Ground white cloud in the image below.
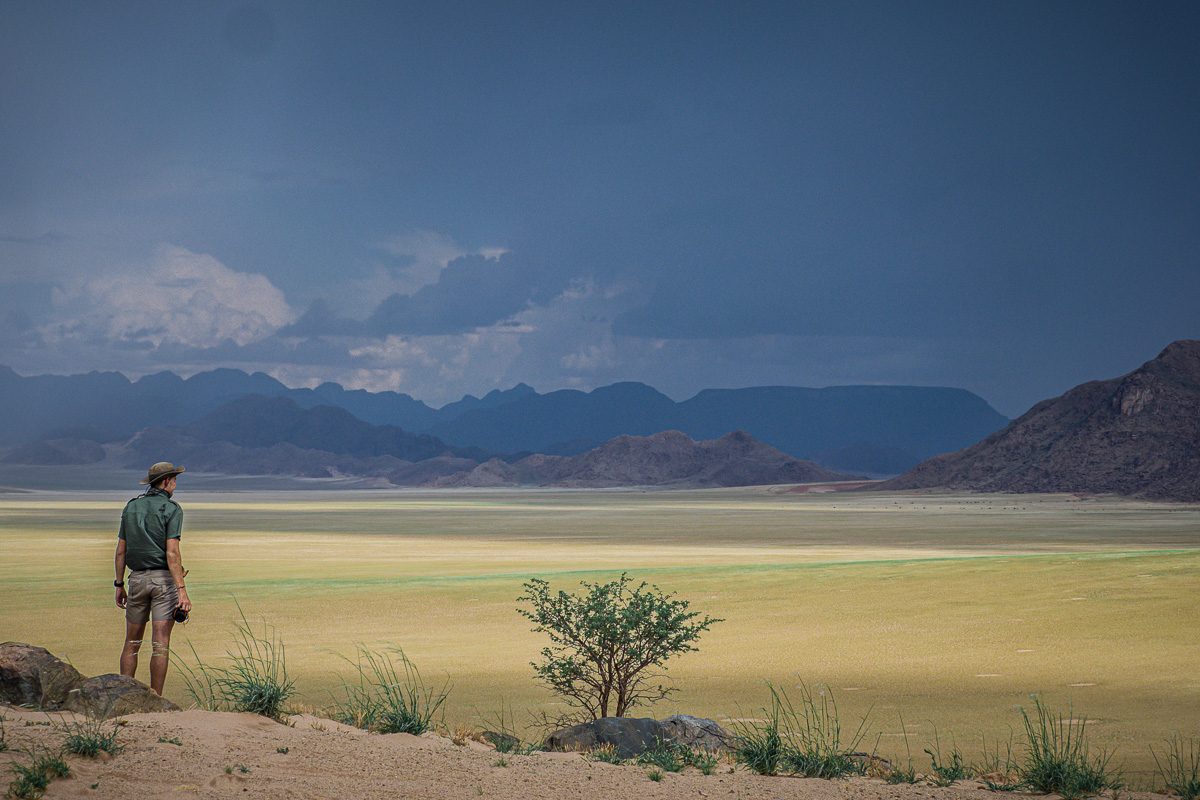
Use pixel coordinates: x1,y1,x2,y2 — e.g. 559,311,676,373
44,245,295,348
319,280,639,403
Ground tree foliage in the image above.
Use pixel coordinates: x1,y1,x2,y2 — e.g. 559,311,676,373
517,573,721,719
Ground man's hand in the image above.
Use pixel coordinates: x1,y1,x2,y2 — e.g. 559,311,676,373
115,585,127,609
176,586,192,614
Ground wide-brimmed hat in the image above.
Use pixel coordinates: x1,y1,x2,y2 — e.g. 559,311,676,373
140,461,186,485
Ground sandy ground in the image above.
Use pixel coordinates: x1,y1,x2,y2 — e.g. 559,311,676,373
1,705,1171,800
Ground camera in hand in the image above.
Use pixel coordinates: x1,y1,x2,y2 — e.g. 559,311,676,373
173,606,189,624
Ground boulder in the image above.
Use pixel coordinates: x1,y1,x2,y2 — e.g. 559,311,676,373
479,730,521,751
544,717,671,759
62,673,179,719
0,642,84,709
658,714,737,753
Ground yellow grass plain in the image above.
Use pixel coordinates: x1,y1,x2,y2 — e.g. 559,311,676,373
2,486,1197,783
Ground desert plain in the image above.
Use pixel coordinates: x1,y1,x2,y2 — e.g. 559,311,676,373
2,484,1198,788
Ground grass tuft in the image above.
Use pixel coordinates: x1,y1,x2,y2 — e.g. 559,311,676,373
886,763,919,784
586,743,625,765
885,712,920,784
977,729,1022,790
7,748,71,800
733,689,785,775
327,645,449,736
734,681,872,779
179,604,296,720
63,717,123,757
780,681,872,779
925,728,969,786
646,766,664,782
1152,735,1200,800
1018,696,1117,799
635,739,687,773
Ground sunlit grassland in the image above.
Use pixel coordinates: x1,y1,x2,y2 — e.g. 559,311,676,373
1,487,1197,782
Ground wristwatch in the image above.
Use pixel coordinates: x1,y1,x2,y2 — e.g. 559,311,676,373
114,580,124,587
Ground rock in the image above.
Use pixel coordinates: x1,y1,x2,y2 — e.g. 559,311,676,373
544,717,671,759
62,673,179,718
658,714,737,752
479,730,521,751
0,642,84,709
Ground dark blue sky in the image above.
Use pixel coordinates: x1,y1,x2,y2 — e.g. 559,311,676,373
2,1,1197,415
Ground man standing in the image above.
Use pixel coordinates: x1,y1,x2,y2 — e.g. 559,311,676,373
114,461,192,696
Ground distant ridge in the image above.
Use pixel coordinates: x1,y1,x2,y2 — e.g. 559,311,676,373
425,382,1008,467
879,340,1200,501
179,395,492,463
0,366,1008,472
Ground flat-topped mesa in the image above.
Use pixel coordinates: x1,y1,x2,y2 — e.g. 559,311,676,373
879,339,1200,501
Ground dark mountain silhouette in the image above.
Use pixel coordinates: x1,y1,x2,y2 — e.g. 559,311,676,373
5,391,860,488
432,383,538,421
178,395,492,463
2,438,107,466
879,340,1200,501
0,365,1006,467
0,366,435,444
426,382,680,455
0,366,537,444
428,383,1008,461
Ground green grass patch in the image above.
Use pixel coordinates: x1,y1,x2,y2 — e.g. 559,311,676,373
1018,697,1118,799
733,691,784,775
179,604,296,720
735,681,871,779
63,717,123,757
326,645,449,735
7,748,70,800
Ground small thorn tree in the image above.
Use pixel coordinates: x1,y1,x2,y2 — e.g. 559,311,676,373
517,573,722,719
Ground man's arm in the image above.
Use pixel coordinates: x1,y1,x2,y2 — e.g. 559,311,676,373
165,538,191,612
114,539,127,609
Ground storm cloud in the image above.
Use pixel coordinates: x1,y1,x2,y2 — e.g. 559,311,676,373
1,3,1197,416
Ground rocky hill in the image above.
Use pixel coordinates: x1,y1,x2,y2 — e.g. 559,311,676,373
440,430,857,489
880,340,1200,501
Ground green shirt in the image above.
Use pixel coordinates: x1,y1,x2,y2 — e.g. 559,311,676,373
118,488,182,571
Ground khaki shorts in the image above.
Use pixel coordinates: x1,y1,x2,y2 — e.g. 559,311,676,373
126,570,179,624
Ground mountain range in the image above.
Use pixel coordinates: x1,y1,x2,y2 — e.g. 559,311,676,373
880,340,1200,501
5,393,858,489
0,366,1008,474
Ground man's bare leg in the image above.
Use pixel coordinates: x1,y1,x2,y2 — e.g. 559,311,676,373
148,619,175,696
120,621,146,679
